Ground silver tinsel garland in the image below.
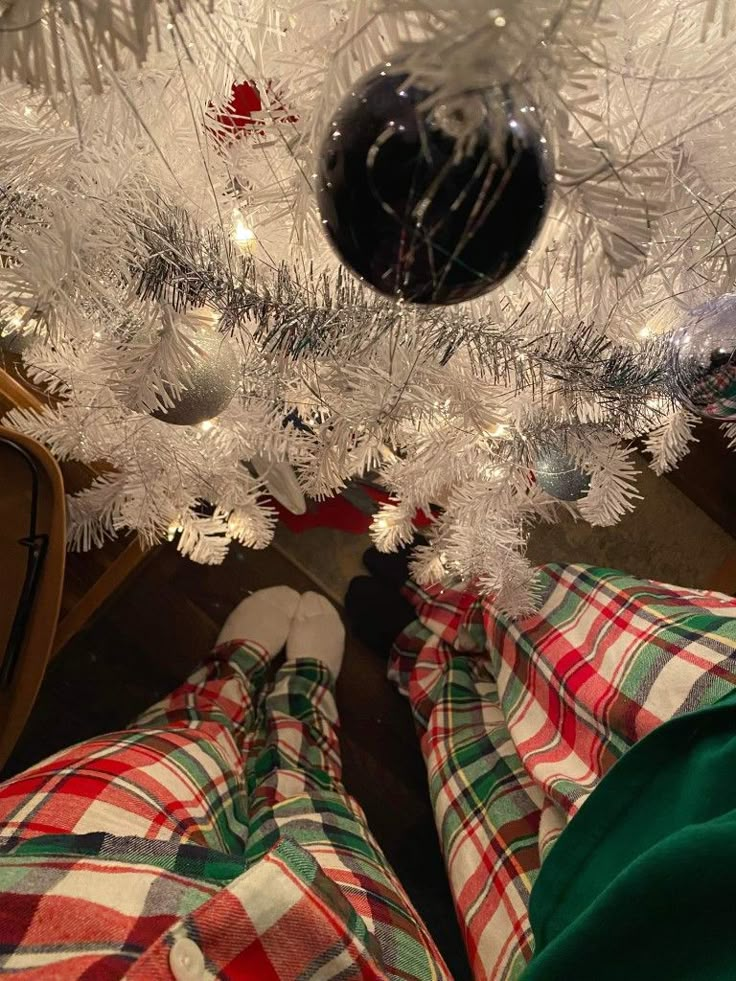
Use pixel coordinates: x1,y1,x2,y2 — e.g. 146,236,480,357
131,206,675,437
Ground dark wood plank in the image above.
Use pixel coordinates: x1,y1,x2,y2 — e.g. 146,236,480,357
53,541,152,656
666,419,736,543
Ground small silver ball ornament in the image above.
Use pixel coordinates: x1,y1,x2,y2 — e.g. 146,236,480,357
535,448,591,501
152,329,239,426
669,293,736,421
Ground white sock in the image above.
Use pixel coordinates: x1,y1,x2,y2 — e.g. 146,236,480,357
216,585,301,655
286,591,345,678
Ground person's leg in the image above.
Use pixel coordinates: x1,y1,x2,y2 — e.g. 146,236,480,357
383,563,736,981
245,591,452,980
0,587,299,854
386,583,545,981
486,564,736,818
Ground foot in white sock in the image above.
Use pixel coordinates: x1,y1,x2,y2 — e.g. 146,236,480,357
287,591,346,678
216,585,301,655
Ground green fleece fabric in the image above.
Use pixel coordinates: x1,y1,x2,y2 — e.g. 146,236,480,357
522,689,736,980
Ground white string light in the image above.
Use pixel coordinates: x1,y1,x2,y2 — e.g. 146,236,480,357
166,520,184,541
231,210,257,253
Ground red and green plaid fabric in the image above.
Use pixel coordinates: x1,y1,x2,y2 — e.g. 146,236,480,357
689,362,736,419
5,563,736,980
389,563,736,980
0,642,449,979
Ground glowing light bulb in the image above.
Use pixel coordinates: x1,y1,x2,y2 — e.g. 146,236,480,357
166,521,183,541
199,419,216,432
232,211,257,253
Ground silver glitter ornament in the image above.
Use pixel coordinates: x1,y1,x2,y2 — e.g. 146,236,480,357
535,448,591,501
152,329,239,426
669,293,736,421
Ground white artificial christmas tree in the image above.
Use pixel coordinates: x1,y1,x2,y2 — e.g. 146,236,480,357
0,0,735,613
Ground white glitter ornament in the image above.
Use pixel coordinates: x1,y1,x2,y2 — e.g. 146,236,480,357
152,328,239,426
535,448,591,501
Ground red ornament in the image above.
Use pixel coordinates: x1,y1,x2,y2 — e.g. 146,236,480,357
209,79,297,142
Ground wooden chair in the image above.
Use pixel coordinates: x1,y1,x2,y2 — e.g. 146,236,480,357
0,366,155,769
0,428,66,770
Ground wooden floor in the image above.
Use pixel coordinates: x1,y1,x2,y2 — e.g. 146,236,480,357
2,541,472,979
669,419,736,539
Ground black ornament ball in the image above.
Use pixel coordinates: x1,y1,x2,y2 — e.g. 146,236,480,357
317,59,553,305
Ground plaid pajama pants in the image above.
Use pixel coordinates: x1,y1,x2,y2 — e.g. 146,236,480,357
389,563,736,980
4,564,736,979
0,643,448,978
